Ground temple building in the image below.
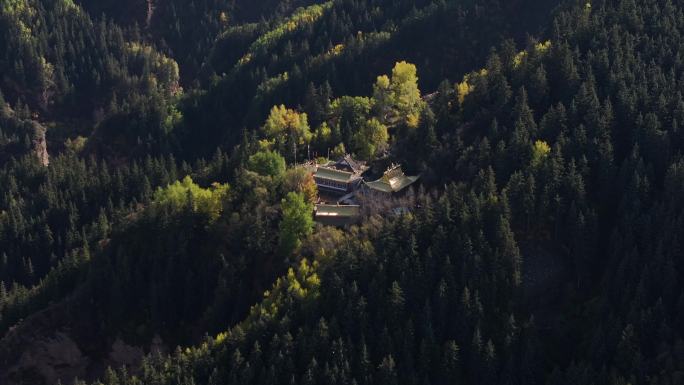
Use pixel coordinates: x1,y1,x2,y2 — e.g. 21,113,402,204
313,167,362,193
313,155,368,194
363,164,420,194
312,158,419,227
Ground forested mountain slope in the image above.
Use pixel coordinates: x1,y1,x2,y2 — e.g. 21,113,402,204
73,0,322,83
3,0,684,384
0,0,561,382
177,0,561,158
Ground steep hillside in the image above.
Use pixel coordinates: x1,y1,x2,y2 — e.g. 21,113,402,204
4,0,684,385
71,0,684,384
74,0,323,83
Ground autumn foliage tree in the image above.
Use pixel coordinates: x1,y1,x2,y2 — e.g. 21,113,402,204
373,61,425,127
353,118,389,160
262,105,313,162
283,167,318,204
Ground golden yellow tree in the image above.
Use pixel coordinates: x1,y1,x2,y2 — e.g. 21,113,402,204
372,61,424,127
262,105,313,161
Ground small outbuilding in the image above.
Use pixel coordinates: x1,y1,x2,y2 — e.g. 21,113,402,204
314,204,361,227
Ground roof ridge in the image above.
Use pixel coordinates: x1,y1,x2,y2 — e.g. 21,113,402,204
318,165,354,175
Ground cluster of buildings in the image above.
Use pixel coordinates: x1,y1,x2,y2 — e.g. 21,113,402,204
312,155,420,226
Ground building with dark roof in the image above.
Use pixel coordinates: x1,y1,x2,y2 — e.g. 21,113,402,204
313,155,367,194
332,154,369,175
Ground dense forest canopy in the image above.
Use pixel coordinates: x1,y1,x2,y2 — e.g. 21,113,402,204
2,0,684,384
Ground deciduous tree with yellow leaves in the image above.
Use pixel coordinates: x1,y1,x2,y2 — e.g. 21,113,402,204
262,105,313,161
373,61,425,128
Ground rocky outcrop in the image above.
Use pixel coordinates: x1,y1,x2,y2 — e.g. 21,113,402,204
31,121,49,166
0,295,164,385
146,0,155,29
10,332,89,384
107,338,144,370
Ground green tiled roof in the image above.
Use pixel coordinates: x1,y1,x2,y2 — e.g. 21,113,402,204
315,204,361,217
314,167,354,183
365,168,420,193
